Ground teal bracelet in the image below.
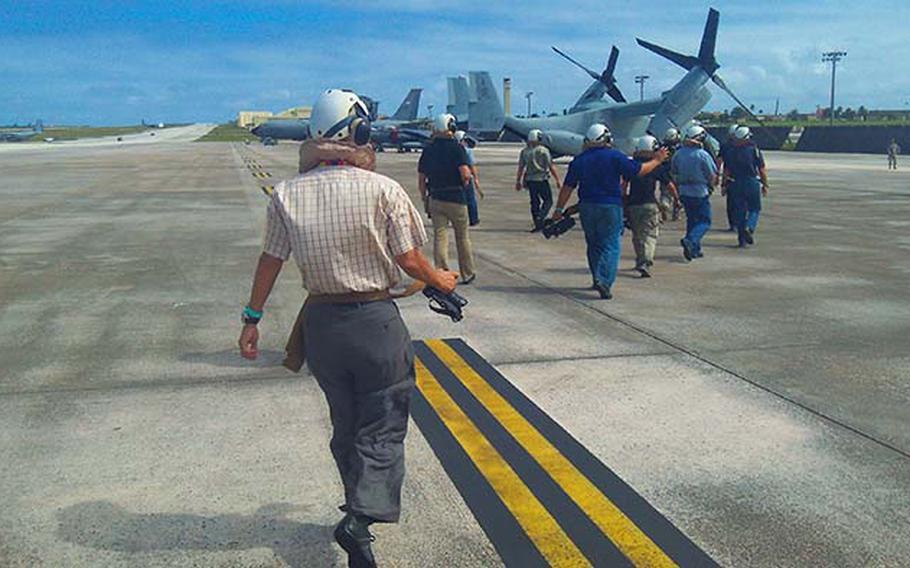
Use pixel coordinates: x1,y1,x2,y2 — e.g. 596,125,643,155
243,306,263,319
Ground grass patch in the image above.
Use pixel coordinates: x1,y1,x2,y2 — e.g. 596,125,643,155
195,122,256,142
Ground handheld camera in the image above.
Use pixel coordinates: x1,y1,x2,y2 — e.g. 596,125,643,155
423,287,468,322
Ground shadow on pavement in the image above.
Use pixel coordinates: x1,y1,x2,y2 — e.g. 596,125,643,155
57,501,337,568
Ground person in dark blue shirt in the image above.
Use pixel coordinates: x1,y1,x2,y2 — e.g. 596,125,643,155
723,126,769,247
552,123,668,299
718,124,739,231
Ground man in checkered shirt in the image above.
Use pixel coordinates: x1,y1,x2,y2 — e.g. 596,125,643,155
238,89,457,568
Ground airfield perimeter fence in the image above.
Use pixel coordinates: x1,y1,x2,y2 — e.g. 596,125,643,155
794,125,910,154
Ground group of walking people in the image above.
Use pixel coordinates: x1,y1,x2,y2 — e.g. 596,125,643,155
236,87,772,566
514,122,769,299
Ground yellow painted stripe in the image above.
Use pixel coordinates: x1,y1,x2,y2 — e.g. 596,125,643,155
425,340,677,568
416,359,590,568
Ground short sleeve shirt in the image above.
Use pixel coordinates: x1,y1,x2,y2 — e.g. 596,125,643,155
627,158,672,206
262,166,427,295
725,142,765,179
520,145,553,181
671,146,717,198
418,137,469,203
564,147,641,206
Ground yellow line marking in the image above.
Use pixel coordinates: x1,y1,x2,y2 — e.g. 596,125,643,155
425,340,678,568
260,185,273,197
416,358,590,567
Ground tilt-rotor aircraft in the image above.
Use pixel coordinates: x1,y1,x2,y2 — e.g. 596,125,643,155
503,8,759,156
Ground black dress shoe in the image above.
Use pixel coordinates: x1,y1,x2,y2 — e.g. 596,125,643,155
334,514,377,568
594,283,613,300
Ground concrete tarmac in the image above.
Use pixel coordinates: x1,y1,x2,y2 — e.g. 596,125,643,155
1,139,908,567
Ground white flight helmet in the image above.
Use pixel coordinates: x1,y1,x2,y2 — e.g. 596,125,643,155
663,127,680,144
309,89,372,145
635,135,659,152
728,124,740,137
733,125,752,140
454,130,466,142
584,123,612,145
527,129,543,143
685,124,707,142
433,113,457,135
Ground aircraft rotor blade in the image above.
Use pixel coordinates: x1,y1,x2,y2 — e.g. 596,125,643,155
606,85,627,104
711,73,764,124
605,46,619,78
552,46,601,81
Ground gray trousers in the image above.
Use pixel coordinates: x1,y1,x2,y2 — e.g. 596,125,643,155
304,300,415,523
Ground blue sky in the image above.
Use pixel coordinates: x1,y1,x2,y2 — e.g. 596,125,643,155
2,0,909,125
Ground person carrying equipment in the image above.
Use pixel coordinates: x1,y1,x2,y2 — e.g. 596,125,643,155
516,129,561,232
551,123,668,299
238,89,458,568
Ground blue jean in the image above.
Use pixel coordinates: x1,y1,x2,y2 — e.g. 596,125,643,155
466,180,479,226
679,195,712,255
730,177,762,243
578,202,623,288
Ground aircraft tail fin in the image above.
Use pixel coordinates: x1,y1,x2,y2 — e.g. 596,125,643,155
392,88,422,121
446,76,470,120
34,119,44,133
637,8,719,75
467,71,503,134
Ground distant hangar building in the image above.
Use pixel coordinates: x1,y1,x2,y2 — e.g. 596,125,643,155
237,107,311,129
237,111,273,128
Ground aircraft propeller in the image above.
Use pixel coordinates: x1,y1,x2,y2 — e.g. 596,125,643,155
637,8,770,134
551,45,627,103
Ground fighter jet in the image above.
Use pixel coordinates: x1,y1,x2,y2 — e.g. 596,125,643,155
446,72,505,139
502,9,759,156
0,120,43,142
370,89,433,151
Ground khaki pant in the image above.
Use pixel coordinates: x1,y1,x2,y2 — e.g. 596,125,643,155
429,198,475,280
628,203,660,268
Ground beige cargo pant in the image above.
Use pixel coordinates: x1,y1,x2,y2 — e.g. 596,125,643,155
429,198,475,280
628,203,660,268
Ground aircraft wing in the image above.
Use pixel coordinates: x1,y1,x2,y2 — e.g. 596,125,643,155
608,100,663,119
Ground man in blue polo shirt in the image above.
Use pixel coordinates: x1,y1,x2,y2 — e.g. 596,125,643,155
672,125,718,261
724,125,769,247
551,123,668,299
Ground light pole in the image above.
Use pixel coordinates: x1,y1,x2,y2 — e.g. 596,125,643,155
634,75,650,102
822,51,846,126
525,91,534,117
